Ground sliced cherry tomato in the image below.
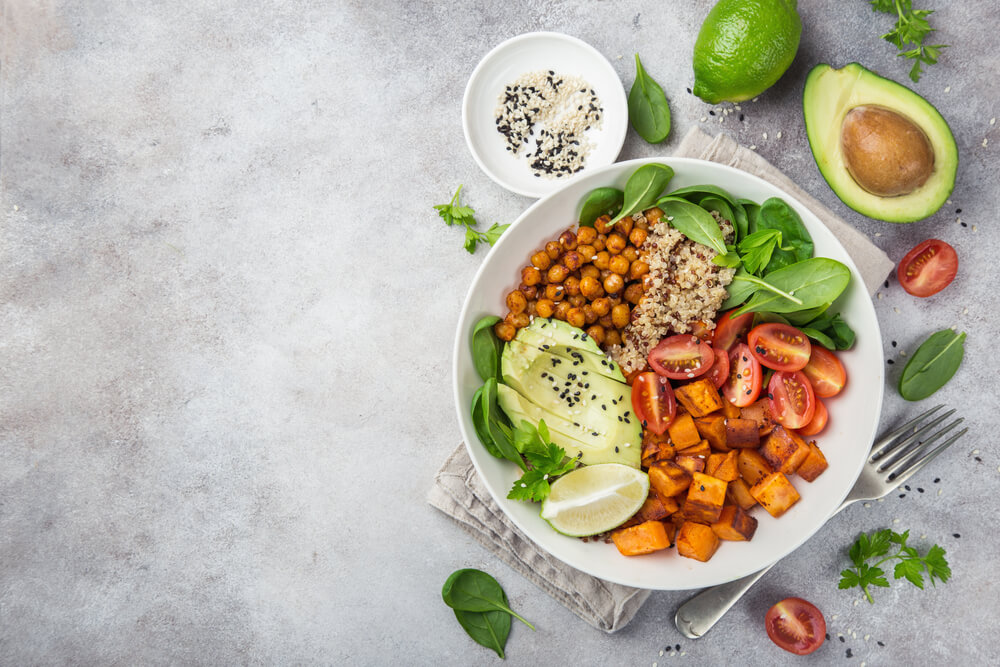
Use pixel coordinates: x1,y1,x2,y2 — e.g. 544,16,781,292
722,343,762,407
897,239,958,297
648,334,715,380
712,308,754,351
747,323,812,372
768,371,816,430
796,399,828,437
689,319,714,342
706,346,730,389
801,346,847,398
631,372,676,435
765,597,826,655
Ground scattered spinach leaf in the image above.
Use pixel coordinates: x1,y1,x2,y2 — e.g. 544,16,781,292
783,304,831,326
472,316,502,382
627,54,671,143
658,197,727,255
453,606,511,659
611,163,675,224
442,569,535,629
732,258,852,316
699,195,735,231
756,198,813,272
799,327,836,350
899,329,966,400
578,187,624,227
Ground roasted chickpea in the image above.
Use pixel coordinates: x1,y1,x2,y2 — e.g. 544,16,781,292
563,251,582,271
593,251,611,270
558,230,578,251
519,283,538,300
629,227,648,247
599,268,612,280
624,282,644,305
547,264,569,283
554,301,572,321
585,324,606,345
603,273,625,295
580,264,600,280
506,289,527,314
629,259,650,280
579,275,603,299
591,297,611,316
614,217,633,236
583,304,598,325
594,215,612,234
608,295,622,306
606,233,627,255
545,283,565,302
645,207,663,224
604,328,622,346
634,218,649,231
568,294,586,307
609,255,630,276
592,234,606,251
506,311,530,329
611,303,631,329
531,251,551,271
577,226,598,245
495,321,516,341
545,241,562,260
622,246,639,262
576,244,596,263
535,298,555,318
566,307,586,329
599,314,614,328
563,275,581,297
521,266,542,286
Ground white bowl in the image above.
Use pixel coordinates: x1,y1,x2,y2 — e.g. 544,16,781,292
453,157,885,590
462,32,628,198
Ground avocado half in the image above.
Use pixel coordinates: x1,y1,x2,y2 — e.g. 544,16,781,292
803,63,958,223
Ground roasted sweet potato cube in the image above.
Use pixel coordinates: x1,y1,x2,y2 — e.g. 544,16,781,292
675,454,706,475
622,495,671,528
759,426,810,474
741,399,776,436
797,441,829,482
641,441,660,468
677,440,711,458
726,477,757,510
726,418,762,449
712,449,739,482
682,472,728,524
738,448,773,486
676,521,721,562
711,505,759,541
694,414,728,450
648,461,693,499
674,378,724,417
750,472,801,518
705,453,726,477
721,398,741,419
667,412,701,448
662,520,678,546
611,520,672,556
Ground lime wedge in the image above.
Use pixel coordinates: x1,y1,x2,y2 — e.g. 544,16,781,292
540,464,649,537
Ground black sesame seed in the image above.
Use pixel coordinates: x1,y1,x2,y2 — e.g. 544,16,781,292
826,633,831,641
676,644,681,652
934,477,940,483
899,493,906,498
891,340,897,347
905,485,911,490
709,110,715,116
878,641,885,647
961,222,967,227
917,487,924,493
887,359,895,365
839,636,845,643
739,113,744,121
846,648,853,658
615,446,619,453
884,279,890,288
956,208,962,213
953,533,961,538
686,87,692,94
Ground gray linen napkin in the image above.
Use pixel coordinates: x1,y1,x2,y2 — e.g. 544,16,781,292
427,127,894,633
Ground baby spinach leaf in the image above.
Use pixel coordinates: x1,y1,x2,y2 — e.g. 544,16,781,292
611,163,675,224
658,197,727,255
899,329,966,401
662,184,738,208
800,311,856,350
471,386,503,460
453,607,510,659
721,267,758,309
472,316,502,382
784,304,831,326
799,326,837,350
628,54,671,143
579,187,624,227
442,569,535,629
481,379,525,470
699,196,735,227
757,198,814,272
731,200,749,241
733,258,852,316
738,199,761,235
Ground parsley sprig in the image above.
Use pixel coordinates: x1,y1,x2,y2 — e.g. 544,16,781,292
870,0,948,82
506,419,578,503
839,528,951,603
433,185,510,254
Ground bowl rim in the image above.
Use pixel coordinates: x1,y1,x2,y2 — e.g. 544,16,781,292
461,31,628,198
452,156,885,589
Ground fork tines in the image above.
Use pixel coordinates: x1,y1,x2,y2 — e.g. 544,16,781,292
869,405,967,482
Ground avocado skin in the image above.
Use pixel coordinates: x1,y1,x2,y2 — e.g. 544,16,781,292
803,63,958,223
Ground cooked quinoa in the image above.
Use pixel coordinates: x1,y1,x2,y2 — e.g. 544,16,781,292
610,210,735,373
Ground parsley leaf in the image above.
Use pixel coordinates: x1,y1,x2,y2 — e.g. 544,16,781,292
870,0,947,82
737,229,783,275
506,419,578,503
434,185,509,254
839,527,951,603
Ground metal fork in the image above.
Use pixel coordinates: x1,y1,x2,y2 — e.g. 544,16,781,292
674,405,966,639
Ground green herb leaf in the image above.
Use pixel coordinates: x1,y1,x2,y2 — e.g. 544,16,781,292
721,267,758,309
578,187,625,227
435,185,507,254
611,163,675,224
471,316,503,382
732,258,851,316
898,329,966,400
471,386,503,460
442,569,535,629
871,0,947,81
508,419,576,502
481,378,525,470
662,184,739,209
484,222,510,247
628,54,671,144
756,198,813,273
658,197,727,255
839,528,950,603
738,229,782,275
453,607,510,658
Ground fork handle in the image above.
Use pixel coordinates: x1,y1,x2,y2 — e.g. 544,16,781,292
674,565,774,638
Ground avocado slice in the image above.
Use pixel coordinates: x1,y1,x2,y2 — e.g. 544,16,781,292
512,328,625,382
521,317,604,355
803,63,957,223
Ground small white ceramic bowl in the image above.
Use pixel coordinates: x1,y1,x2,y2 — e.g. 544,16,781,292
462,32,628,198
453,158,885,590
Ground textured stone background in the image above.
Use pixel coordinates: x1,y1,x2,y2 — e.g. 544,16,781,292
2,0,997,664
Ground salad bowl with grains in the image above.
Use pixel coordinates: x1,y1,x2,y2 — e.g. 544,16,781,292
453,158,884,590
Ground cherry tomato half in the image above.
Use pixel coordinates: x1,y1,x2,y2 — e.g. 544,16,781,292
801,346,847,398
722,343,762,407
765,597,826,655
712,308,754,351
747,323,812,372
768,371,816,430
706,346,730,389
648,334,715,380
631,372,676,435
897,239,958,297
690,319,714,342
796,398,828,437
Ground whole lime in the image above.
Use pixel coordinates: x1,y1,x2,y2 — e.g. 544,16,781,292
692,0,802,104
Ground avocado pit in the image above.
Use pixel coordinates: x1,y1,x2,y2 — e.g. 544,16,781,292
840,105,935,197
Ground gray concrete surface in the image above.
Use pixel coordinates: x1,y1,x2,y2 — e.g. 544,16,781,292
2,0,997,664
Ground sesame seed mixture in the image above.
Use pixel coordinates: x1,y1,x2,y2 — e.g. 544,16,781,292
494,70,603,179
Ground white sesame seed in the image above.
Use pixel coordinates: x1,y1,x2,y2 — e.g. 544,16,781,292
660,651,664,657
713,107,721,114
854,599,860,606
763,132,768,140
624,442,631,447
956,217,962,224
875,232,882,237
963,307,969,314
938,488,944,495
543,474,549,480
700,117,707,122
864,502,871,508
865,634,871,641
894,307,901,313
991,117,997,125
878,497,884,502
752,97,759,102
719,116,724,123
735,105,742,110
617,54,623,59
680,653,686,657
862,662,867,667
776,131,782,139
848,628,853,634
997,465,1000,473
877,292,884,299
900,350,907,357
13,204,18,211
947,199,953,204
951,325,957,330
653,662,658,667
893,518,900,524
832,615,839,620
973,224,978,232
749,144,757,150
984,138,989,147
944,85,951,92
921,534,927,539
974,449,980,454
